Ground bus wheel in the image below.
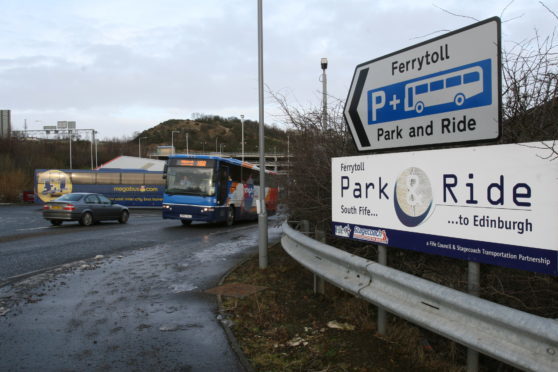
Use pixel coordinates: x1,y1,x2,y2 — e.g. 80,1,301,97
415,101,424,113
225,206,235,226
181,219,192,226
454,93,465,106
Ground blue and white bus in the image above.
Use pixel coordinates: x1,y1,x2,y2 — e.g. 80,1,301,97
404,64,484,113
162,155,279,226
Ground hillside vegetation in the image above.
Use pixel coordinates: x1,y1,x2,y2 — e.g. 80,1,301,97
0,115,288,202
133,115,288,154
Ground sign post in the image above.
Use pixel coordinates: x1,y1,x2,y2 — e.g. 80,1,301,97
344,17,501,152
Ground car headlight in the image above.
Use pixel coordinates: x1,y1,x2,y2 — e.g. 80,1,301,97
201,207,214,213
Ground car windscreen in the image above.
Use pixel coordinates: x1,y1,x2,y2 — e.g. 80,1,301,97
55,194,83,202
165,167,215,196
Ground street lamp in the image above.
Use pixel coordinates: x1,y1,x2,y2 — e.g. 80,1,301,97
171,130,179,154
240,114,245,162
321,57,328,127
185,133,189,155
138,136,148,158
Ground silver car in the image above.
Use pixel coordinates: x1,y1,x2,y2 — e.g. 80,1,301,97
42,192,129,226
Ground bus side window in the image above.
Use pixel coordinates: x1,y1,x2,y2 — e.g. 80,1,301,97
464,71,480,84
429,80,443,91
230,164,242,183
416,83,428,94
446,75,461,87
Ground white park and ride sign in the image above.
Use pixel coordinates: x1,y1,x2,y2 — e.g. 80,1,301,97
331,142,558,275
344,17,501,151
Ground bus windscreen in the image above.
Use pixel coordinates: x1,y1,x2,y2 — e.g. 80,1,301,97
165,165,215,196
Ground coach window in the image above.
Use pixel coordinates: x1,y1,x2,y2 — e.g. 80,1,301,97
121,172,145,185
97,172,121,184
71,172,96,184
144,173,165,185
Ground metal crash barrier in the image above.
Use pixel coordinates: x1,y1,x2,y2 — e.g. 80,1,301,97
281,221,558,372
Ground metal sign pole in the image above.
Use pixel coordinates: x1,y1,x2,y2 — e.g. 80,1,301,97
467,261,480,371
257,0,268,269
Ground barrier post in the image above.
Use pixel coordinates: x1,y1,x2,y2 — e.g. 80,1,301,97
314,227,326,295
467,261,480,372
377,245,387,335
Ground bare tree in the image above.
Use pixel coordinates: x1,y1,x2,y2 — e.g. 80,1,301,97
271,90,357,229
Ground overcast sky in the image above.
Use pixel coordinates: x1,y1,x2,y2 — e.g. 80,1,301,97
0,0,555,139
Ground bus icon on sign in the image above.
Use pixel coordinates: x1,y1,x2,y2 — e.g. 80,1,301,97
368,59,492,124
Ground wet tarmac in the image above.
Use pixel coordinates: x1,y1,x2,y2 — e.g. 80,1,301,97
0,220,283,371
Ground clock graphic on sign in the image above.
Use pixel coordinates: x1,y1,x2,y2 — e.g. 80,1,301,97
393,167,433,227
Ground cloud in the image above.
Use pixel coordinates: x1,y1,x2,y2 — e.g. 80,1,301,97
0,0,555,138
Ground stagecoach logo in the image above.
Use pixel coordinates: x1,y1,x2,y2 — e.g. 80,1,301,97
334,224,352,238
393,167,433,227
353,226,389,244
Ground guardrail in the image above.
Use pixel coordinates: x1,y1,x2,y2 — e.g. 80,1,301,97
281,221,558,372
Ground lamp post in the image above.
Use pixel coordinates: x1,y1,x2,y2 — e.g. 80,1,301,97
321,57,328,127
94,131,98,168
171,130,179,154
138,136,147,158
185,133,189,155
201,141,206,153
240,114,245,162
257,0,268,269
69,131,72,169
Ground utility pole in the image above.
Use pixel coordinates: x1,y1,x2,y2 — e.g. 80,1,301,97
321,57,328,127
69,131,72,169
257,0,268,269
241,114,245,162
171,130,179,154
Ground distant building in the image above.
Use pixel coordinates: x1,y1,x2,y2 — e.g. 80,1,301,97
0,110,11,138
96,155,166,171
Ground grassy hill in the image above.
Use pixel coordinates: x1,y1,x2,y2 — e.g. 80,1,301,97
133,115,288,154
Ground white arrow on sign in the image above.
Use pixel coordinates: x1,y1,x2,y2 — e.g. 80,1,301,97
343,17,501,152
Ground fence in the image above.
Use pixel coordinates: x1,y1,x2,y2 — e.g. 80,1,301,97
281,221,558,372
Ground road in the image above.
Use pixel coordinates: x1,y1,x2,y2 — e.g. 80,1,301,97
0,204,283,371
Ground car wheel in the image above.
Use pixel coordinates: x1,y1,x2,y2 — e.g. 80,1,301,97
225,206,235,226
79,212,94,226
181,219,192,226
50,220,63,226
118,210,129,224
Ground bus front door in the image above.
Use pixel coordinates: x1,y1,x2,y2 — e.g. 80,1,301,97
218,166,229,206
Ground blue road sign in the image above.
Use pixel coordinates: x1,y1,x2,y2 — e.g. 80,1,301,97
343,17,501,151
368,59,492,124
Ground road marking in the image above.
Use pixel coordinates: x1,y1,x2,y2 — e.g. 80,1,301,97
16,227,50,232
